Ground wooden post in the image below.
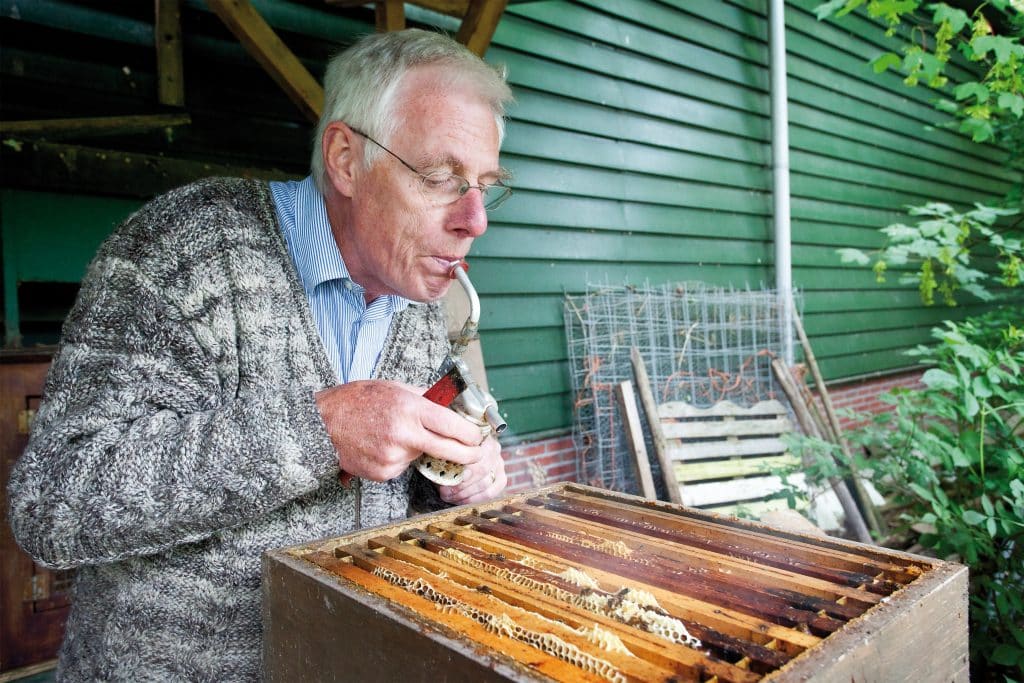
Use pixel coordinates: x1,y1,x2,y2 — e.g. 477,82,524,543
615,381,657,500
630,347,683,504
456,0,510,57
375,0,406,32
771,359,873,544
792,311,885,537
155,0,185,107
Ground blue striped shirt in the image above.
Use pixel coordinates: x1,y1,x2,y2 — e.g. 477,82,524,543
270,176,410,383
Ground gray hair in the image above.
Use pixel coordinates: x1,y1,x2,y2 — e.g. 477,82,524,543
311,29,513,193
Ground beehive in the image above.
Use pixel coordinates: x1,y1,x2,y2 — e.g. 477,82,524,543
262,484,968,682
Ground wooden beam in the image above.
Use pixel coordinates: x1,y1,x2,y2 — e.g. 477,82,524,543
326,0,468,18
456,0,508,56
0,138,297,199
0,114,191,139
630,347,683,505
615,381,657,500
207,0,324,123
375,0,406,31
155,0,185,107
324,0,508,54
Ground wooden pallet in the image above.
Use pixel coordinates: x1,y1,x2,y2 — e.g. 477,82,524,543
655,400,799,514
263,484,968,682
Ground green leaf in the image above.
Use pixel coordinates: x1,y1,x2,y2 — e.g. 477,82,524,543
953,82,989,103
871,52,902,73
972,36,1020,64
837,248,871,265
986,516,997,537
959,117,994,143
964,391,980,419
997,92,1024,118
922,368,958,391
972,375,993,399
991,644,1023,665
814,0,855,19
910,482,935,503
981,494,994,516
932,3,970,32
950,448,971,468
962,509,986,525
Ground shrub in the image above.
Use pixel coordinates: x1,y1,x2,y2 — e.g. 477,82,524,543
787,308,1024,679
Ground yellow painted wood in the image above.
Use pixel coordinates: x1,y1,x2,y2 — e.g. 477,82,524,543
675,453,798,480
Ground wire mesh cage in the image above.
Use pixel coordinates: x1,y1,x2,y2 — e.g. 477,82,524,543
564,282,798,495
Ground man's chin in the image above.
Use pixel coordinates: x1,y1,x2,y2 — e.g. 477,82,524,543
416,279,454,304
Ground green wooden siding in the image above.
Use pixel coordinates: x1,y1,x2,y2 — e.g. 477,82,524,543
1,0,1018,439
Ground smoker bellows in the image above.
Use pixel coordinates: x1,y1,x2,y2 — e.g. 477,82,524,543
262,484,967,682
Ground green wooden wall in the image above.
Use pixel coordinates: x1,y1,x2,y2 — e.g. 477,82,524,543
1,0,1018,439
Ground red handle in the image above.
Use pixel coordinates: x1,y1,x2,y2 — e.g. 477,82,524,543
422,365,467,407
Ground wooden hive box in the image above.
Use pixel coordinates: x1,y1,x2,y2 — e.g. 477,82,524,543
262,483,968,682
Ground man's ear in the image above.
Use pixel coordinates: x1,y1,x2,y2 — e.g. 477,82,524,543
322,122,361,198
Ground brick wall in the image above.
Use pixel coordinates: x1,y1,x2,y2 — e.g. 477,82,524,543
501,434,578,494
823,369,924,431
498,369,926,494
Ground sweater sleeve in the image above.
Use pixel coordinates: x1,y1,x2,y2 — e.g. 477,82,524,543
7,185,339,570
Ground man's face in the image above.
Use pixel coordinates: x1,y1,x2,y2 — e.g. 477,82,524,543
337,66,503,303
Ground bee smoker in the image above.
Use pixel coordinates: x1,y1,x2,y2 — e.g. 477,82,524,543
414,261,507,486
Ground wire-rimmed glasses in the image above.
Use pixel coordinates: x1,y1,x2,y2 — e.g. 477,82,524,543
350,127,512,211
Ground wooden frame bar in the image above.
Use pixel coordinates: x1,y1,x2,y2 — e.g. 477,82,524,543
264,483,967,682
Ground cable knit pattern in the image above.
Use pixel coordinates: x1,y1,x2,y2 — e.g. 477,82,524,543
7,178,449,681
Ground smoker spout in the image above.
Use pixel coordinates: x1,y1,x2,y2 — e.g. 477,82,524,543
448,261,480,358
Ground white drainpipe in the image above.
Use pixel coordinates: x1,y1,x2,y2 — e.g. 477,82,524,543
770,0,794,364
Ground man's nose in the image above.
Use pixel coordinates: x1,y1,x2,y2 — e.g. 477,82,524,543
449,188,488,237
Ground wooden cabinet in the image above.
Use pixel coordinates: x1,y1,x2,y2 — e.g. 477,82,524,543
1,353,71,673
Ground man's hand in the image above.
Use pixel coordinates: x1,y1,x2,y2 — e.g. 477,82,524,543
315,380,490,482
436,434,506,505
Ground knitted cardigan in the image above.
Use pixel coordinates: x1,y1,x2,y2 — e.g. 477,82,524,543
7,178,451,681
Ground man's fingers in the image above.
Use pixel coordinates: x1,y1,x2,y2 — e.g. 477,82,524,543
419,400,488,447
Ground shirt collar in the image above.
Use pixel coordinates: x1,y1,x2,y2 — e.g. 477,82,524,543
286,176,411,314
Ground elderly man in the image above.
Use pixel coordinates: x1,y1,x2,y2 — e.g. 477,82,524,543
8,29,512,681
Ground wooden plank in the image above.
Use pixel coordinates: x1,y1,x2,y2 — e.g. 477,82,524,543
430,521,821,655
328,0,468,17
630,347,682,504
155,0,185,107
668,436,787,461
675,453,798,481
660,416,792,439
615,381,657,500
456,0,509,56
681,474,800,508
362,536,751,682
659,399,788,419
705,497,794,518
375,0,406,32
206,0,324,123
508,503,880,611
339,545,683,682
0,114,191,138
0,139,296,199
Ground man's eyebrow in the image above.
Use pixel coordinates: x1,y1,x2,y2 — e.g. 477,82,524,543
416,152,511,181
